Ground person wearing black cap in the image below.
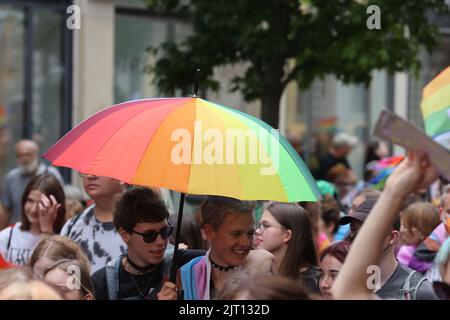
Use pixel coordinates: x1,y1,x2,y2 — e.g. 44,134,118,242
334,151,439,300
340,198,385,244
339,197,437,300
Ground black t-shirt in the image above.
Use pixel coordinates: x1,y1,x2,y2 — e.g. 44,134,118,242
91,249,205,300
316,152,350,180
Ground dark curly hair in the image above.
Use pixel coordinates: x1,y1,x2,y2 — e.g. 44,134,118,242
114,187,169,233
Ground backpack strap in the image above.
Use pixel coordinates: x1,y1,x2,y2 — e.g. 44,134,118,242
401,270,427,300
65,209,85,237
412,275,427,300
6,224,14,254
105,256,122,300
401,270,416,300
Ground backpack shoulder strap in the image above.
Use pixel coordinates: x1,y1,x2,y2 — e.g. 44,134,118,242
105,256,122,300
401,269,427,300
401,270,416,300
66,208,87,237
412,274,428,300
6,224,14,252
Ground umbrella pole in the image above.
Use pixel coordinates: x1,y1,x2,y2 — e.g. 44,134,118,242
170,192,185,284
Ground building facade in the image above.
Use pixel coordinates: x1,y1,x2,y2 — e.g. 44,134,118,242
0,0,449,191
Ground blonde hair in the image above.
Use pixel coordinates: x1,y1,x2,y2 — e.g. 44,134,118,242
29,235,91,277
0,268,33,291
0,280,62,300
43,259,93,298
401,202,440,237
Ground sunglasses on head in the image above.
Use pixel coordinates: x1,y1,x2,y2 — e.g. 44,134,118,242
132,224,174,243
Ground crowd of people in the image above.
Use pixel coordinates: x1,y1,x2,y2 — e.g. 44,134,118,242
0,137,448,301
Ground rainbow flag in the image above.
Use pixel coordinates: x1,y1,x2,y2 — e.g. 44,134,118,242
367,156,404,190
421,66,450,150
317,117,336,132
0,105,6,127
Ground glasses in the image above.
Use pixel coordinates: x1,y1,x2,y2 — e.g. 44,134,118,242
132,225,174,243
255,222,284,234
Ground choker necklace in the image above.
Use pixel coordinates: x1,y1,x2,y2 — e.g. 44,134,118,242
209,258,237,272
124,256,156,274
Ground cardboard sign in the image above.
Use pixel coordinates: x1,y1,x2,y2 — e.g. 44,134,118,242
373,110,450,180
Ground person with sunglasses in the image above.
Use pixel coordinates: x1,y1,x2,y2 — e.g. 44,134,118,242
91,187,204,300
60,173,127,273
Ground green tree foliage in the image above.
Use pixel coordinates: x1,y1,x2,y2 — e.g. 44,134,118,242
145,0,448,128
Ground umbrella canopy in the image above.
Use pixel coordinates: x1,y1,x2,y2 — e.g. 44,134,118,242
44,97,319,202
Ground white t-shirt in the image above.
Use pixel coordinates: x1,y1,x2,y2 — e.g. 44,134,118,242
60,205,126,274
0,223,42,265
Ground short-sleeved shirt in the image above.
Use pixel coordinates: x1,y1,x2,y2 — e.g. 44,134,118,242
0,223,42,265
2,162,64,224
60,205,126,274
376,263,438,300
91,249,205,300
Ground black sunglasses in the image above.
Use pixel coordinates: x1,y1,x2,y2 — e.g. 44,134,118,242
132,225,174,243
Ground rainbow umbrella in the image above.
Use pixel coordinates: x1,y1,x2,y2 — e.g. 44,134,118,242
43,96,320,281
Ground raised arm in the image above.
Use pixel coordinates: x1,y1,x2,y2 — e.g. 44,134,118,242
333,151,438,299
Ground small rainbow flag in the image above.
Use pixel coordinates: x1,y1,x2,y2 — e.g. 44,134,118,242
0,105,6,127
421,66,450,150
367,156,404,190
317,117,336,132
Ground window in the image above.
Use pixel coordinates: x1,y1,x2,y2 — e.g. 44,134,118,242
115,10,191,103
0,5,25,184
0,1,72,187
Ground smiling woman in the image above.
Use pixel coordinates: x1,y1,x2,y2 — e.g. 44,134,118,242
180,196,256,300
0,173,65,266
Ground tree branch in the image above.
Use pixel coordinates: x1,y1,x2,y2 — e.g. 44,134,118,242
281,64,302,88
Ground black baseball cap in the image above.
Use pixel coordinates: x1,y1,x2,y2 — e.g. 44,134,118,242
339,198,377,225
